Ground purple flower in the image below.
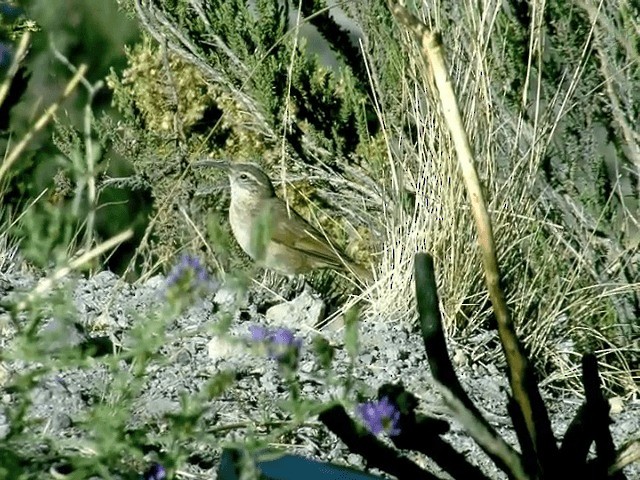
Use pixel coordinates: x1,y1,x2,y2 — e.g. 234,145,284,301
165,254,208,291
142,463,166,480
163,254,215,308
249,324,269,342
174,254,207,282
248,325,302,364
270,327,303,356
357,396,401,437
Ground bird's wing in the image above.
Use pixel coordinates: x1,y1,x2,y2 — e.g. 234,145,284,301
267,200,348,268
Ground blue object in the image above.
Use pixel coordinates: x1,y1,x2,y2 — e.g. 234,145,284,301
142,463,166,480
0,3,23,19
219,449,384,480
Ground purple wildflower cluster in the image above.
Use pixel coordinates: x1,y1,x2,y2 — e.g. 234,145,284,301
166,254,208,287
142,462,166,480
164,254,211,305
357,396,401,437
249,325,302,366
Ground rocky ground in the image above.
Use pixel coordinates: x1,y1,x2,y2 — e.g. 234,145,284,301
0,266,638,479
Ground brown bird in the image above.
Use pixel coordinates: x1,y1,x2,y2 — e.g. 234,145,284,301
196,160,370,280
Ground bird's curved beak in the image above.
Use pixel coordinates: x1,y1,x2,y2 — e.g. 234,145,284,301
193,158,229,171
193,159,231,197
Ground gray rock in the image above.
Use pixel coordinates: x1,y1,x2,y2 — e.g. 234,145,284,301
266,290,326,328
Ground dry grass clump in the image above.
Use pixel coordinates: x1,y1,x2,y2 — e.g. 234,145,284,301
351,0,638,395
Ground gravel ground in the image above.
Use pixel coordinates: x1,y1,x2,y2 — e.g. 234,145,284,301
1,267,638,479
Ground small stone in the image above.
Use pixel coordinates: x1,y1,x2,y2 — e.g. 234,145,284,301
41,318,86,351
175,349,192,365
144,275,166,290
207,336,238,362
214,284,241,306
609,396,624,415
53,412,72,430
452,349,468,367
265,290,326,328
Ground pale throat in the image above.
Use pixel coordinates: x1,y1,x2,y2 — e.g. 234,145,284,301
229,185,268,259
229,184,258,208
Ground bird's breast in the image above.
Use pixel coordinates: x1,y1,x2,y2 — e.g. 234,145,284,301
229,200,260,258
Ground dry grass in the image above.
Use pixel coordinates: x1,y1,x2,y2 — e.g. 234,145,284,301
338,0,639,395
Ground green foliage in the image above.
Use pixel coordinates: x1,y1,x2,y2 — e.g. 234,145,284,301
250,207,273,265
492,0,638,235
11,202,77,268
110,0,374,161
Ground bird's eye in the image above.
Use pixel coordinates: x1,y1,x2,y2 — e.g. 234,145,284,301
239,173,248,181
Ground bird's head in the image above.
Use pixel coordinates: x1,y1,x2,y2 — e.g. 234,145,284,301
195,159,276,204
227,162,276,201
